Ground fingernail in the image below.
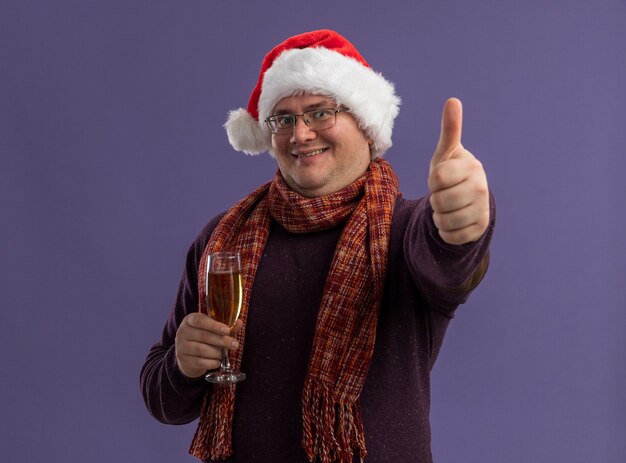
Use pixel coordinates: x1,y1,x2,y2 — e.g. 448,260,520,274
231,340,240,349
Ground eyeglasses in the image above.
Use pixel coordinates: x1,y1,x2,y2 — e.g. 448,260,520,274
265,107,349,135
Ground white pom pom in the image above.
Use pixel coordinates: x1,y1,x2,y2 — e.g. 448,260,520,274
224,108,271,155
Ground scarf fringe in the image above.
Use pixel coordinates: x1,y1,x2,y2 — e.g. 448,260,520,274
302,379,367,463
189,385,236,461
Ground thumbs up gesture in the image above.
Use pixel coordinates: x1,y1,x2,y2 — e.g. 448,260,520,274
428,98,490,245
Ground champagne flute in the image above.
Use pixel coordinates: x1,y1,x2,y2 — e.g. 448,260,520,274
203,252,246,384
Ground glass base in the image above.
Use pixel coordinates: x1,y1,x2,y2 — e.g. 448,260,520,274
204,370,246,384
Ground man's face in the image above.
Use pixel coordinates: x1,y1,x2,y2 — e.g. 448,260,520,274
270,94,372,198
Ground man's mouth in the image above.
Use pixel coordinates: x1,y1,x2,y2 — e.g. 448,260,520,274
293,148,328,158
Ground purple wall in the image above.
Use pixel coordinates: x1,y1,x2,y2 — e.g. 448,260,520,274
2,1,624,461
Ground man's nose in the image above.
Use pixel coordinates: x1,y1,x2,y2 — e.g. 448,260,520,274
290,116,316,144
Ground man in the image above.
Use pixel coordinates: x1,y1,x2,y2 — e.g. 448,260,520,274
141,30,494,463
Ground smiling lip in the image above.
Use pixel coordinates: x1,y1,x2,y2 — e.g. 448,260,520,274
292,148,328,158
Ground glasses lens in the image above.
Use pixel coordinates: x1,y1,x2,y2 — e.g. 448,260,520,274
277,115,295,130
267,115,294,134
304,109,336,131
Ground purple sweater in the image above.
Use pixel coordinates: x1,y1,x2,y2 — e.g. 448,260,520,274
141,195,495,462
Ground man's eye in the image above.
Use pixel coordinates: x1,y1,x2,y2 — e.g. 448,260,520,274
277,115,295,126
311,109,332,120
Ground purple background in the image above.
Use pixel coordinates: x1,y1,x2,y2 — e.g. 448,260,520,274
2,1,625,462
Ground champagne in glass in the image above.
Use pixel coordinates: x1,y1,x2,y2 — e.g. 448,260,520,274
203,252,246,384
208,270,242,327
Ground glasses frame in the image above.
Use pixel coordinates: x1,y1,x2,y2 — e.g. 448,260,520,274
265,107,349,135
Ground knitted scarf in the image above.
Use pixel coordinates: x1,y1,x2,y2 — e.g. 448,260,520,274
190,158,399,462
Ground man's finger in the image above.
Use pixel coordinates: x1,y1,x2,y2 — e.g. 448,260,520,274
231,319,245,336
432,98,463,166
187,312,230,335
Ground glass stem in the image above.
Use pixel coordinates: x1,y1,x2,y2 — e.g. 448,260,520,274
221,347,232,373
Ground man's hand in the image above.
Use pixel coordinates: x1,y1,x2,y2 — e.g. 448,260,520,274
175,313,244,379
428,98,490,245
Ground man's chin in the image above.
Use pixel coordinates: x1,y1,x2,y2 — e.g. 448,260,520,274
289,178,331,198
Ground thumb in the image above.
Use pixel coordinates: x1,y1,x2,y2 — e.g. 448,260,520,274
231,318,245,336
431,97,463,167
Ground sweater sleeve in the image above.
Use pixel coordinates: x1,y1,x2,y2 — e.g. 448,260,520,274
140,218,221,424
403,192,495,315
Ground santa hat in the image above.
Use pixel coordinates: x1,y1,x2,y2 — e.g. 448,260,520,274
225,29,401,159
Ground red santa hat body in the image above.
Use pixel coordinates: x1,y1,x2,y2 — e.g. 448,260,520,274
225,30,401,159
